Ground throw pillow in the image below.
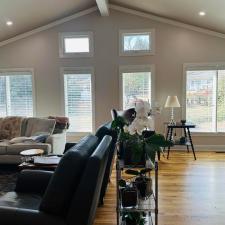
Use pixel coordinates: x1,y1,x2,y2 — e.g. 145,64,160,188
9,136,32,144
25,118,56,137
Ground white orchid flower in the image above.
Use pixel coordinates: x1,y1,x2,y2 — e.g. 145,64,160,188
126,100,153,135
123,125,129,133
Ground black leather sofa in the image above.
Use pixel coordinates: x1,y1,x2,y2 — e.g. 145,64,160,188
0,134,112,225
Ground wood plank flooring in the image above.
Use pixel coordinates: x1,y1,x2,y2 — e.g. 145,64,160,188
94,151,225,225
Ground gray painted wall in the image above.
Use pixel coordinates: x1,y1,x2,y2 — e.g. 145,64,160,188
0,9,225,145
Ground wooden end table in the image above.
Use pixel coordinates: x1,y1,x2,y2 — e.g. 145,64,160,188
165,123,196,160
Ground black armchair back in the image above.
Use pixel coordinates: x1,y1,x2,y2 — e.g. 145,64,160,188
40,135,98,215
95,122,118,204
67,135,112,225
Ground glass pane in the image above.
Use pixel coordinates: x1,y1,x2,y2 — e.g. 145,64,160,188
64,73,92,132
9,75,33,116
217,70,225,132
124,33,150,51
122,72,151,109
0,76,6,116
186,70,217,132
64,37,89,53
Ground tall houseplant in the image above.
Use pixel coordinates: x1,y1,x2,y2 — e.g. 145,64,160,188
112,100,172,166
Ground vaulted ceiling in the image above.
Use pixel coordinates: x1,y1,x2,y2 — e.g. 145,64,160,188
0,0,225,42
0,0,94,41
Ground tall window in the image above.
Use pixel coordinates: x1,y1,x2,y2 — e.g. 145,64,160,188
185,64,225,132
63,68,94,133
0,70,34,117
119,65,153,109
119,29,155,56
59,32,94,58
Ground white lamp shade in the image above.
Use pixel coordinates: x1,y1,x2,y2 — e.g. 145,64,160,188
164,96,180,108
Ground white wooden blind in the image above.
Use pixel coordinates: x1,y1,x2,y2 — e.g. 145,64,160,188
0,71,33,117
64,72,93,132
122,71,151,109
186,69,225,132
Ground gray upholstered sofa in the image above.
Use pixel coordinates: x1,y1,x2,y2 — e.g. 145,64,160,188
0,117,67,164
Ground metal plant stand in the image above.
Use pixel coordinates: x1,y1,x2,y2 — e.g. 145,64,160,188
116,160,158,225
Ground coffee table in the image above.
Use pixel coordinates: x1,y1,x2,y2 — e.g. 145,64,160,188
18,162,57,171
19,149,59,171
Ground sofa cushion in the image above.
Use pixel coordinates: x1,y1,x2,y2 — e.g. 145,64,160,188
6,143,51,155
9,135,49,144
0,117,23,140
0,192,41,210
25,118,56,137
39,135,98,216
0,142,7,155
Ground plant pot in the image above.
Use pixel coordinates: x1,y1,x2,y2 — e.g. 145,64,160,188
125,218,137,225
134,176,152,199
122,141,145,166
121,187,138,207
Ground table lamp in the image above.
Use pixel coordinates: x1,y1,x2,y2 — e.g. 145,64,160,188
164,96,180,125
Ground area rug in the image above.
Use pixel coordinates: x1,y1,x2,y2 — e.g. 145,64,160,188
0,165,18,195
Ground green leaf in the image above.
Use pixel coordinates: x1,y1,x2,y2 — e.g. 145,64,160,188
118,179,126,187
111,116,126,130
125,169,140,176
146,134,173,147
144,143,157,163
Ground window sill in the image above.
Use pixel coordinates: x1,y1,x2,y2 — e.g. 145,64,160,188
191,132,225,137
66,132,93,137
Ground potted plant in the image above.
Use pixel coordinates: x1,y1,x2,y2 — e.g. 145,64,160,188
126,168,152,199
119,179,138,207
112,100,173,166
122,212,145,225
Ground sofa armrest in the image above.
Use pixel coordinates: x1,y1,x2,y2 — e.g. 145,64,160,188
15,170,53,195
0,207,66,225
46,131,66,154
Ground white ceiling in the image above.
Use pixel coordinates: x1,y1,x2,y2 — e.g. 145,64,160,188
0,0,225,42
0,0,94,41
112,0,225,34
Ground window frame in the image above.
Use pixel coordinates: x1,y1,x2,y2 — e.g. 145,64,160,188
61,67,95,135
0,68,36,117
59,32,94,58
119,64,155,110
119,29,155,56
183,62,225,135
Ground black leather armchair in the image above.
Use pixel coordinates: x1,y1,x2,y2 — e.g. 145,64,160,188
0,134,112,225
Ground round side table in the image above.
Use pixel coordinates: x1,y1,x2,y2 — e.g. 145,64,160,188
20,149,44,163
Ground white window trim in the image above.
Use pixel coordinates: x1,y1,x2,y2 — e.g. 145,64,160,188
119,64,155,110
60,66,95,135
59,32,94,58
0,68,36,117
183,62,225,135
119,29,155,56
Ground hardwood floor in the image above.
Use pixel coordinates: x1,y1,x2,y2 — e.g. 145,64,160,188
94,151,225,225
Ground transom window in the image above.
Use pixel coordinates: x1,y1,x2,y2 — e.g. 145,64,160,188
0,70,34,117
119,29,155,56
119,65,154,109
63,68,94,133
59,32,94,58
184,64,225,132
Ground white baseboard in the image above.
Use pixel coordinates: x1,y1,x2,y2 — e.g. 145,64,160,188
171,145,225,152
